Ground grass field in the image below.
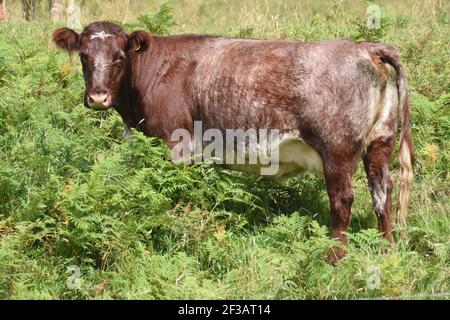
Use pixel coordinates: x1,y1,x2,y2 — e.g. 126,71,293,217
0,0,449,299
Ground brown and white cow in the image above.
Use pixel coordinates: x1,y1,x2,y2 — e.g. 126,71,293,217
52,21,414,263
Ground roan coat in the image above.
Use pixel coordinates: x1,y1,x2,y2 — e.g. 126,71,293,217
53,22,414,263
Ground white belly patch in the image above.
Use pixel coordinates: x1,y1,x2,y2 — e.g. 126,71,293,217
225,134,323,178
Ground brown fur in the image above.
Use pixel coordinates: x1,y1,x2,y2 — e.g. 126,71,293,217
52,22,414,263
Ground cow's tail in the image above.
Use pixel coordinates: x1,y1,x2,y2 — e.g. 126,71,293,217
396,68,414,227
375,45,414,227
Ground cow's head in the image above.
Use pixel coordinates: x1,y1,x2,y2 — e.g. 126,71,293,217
52,21,149,110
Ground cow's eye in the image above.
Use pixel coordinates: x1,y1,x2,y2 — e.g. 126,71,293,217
113,60,124,68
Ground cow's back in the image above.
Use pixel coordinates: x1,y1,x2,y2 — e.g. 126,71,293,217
191,38,393,150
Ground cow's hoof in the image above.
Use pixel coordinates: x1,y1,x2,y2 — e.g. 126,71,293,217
327,247,346,265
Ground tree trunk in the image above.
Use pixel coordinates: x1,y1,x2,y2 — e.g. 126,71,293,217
67,0,82,29
22,0,37,21
50,0,63,23
0,0,7,21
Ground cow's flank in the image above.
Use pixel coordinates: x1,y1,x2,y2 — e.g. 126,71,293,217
52,21,414,264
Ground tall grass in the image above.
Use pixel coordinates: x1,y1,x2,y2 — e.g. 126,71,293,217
0,0,448,299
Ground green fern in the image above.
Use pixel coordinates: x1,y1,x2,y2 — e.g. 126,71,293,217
136,3,175,35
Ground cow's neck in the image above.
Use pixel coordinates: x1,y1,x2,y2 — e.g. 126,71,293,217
115,49,161,137
115,83,133,128
115,68,144,135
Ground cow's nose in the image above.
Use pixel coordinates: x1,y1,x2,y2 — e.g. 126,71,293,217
87,92,112,109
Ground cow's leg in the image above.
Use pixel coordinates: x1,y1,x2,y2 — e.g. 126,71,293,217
363,136,395,242
122,123,131,139
323,158,356,264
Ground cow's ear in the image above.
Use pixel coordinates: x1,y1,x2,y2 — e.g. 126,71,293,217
127,30,150,53
52,28,80,52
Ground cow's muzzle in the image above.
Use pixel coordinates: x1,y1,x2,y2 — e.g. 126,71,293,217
86,90,112,110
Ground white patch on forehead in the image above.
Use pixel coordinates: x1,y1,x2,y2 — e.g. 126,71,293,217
90,31,113,40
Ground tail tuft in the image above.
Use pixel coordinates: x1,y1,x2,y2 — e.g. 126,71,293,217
397,82,414,227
